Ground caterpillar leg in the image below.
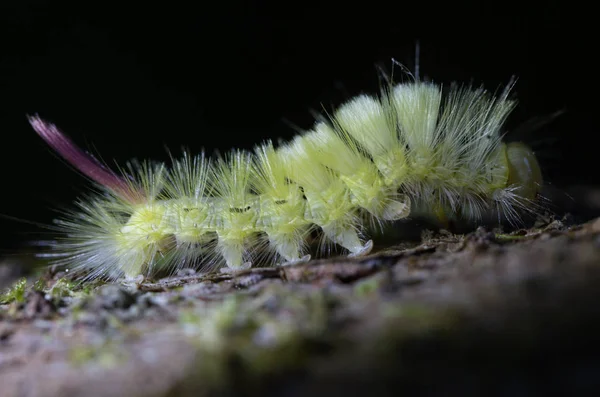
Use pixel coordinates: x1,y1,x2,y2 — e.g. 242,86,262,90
220,263,252,273
347,239,373,257
280,254,312,266
123,274,146,284
433,205,451,229
268,232,311,266
217,237,252,271
381,195,411,221
321,222,373,257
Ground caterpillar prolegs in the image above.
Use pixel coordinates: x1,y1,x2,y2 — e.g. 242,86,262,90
29,79,544,281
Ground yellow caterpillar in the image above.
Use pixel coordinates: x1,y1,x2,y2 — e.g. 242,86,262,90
29,78,543,281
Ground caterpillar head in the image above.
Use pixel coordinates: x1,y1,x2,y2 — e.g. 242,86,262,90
505,142,543,200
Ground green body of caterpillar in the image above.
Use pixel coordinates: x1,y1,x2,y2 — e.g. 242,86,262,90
30,80,543,280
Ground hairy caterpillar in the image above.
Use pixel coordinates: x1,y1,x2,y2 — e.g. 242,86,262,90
29,77,543,281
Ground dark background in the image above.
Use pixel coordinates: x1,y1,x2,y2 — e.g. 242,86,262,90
0,1,596,254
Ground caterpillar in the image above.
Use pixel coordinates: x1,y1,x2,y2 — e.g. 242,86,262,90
29,76,544,281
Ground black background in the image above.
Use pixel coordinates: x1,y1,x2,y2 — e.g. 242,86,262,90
0,1,596,253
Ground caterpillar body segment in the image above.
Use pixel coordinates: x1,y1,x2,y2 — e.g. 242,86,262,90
29,78,544,281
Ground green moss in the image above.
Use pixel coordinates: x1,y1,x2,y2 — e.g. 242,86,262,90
178,285,332,387
0,278,28,304
494,233,526,242
33,277,47,292
382,302,442,322
77,279,106,295
354,274,384,297
69,342,127,368
48,278,77,300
